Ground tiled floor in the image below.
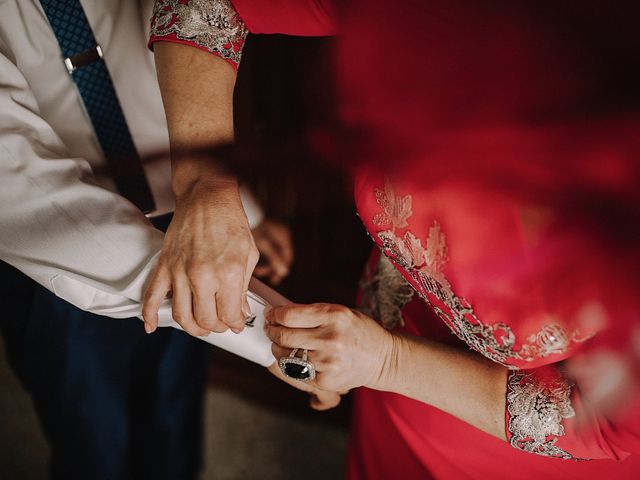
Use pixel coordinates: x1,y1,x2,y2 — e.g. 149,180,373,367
0,341,348,479
202,387,347,480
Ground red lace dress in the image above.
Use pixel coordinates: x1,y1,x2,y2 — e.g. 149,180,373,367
150,1,640,478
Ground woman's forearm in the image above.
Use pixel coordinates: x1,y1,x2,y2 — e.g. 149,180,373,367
143,41,258,337
374,333,508,440
154,41,237,196
266,304,508,439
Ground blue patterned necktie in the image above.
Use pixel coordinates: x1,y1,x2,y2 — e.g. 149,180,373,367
38,0,156,214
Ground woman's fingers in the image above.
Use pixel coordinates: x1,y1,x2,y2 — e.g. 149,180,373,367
143,233,259,337
141,179,260,338
142,264,172,334
266,222,294,266
310,390,341,411
253,264,272,277
242,241,260,319
214,264,247,333
255,236,289,279
271,342,296,361
173,271,210,337
266,362,342,412
265,303,331,328
269,330,324,354
269,304,390,393
252,220,294,285
271,342,344,392
191,278,225,332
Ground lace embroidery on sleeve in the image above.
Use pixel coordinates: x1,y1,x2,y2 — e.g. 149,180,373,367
359,253,414,330
151,0,248,66
370,176,595,367
506,371,578,459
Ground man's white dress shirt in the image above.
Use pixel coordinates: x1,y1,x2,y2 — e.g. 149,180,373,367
0,0,274,366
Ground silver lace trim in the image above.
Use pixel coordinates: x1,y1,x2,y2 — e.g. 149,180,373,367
151,0,248,66
371,176,594,367
507,371,577,459
359,253,415,330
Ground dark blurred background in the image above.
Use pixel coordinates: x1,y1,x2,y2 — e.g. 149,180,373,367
0,35,371,479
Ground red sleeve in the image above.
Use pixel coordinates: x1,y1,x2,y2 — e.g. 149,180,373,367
231,0,336,36
148,0,336,72
505,366,640,461
148,0,249,71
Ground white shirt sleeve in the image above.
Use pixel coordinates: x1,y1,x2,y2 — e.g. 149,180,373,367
0,49,274,367
239,185,264,229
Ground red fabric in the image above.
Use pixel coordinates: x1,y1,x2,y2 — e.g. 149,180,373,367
355,172,595,370
148,0,247,71
353,161,640,471
150,0,640,476
348,387,640,480
148,34,240,71
342,2,640,469
351,260,640,476
231,0,336,36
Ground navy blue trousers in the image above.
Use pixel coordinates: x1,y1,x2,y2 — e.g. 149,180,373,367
0,262,207,480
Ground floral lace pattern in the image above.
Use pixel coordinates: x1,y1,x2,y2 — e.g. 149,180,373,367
371,177,592,367
151,0,248,66
359,253,415,330
507,371,577,459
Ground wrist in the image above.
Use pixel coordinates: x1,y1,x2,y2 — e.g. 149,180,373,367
171,156,238,201
366,329,403,391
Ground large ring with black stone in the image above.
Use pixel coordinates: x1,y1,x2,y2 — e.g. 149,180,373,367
279,348,316,382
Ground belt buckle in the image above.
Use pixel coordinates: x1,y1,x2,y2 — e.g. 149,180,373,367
64,45,104,74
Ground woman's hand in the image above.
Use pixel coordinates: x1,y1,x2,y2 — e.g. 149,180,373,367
267,303,509,439
145,42,258,336
265,303,395,393
267,362,343,411
252,220,294,285
143,171,259,337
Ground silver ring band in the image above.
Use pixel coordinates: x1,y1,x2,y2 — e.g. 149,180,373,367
279,348,316,381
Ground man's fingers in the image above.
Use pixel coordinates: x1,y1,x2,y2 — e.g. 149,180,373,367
142,265,171,334
172,272,209,337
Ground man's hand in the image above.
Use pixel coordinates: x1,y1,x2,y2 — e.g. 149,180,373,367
143,165,259,336
252,220,294,285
